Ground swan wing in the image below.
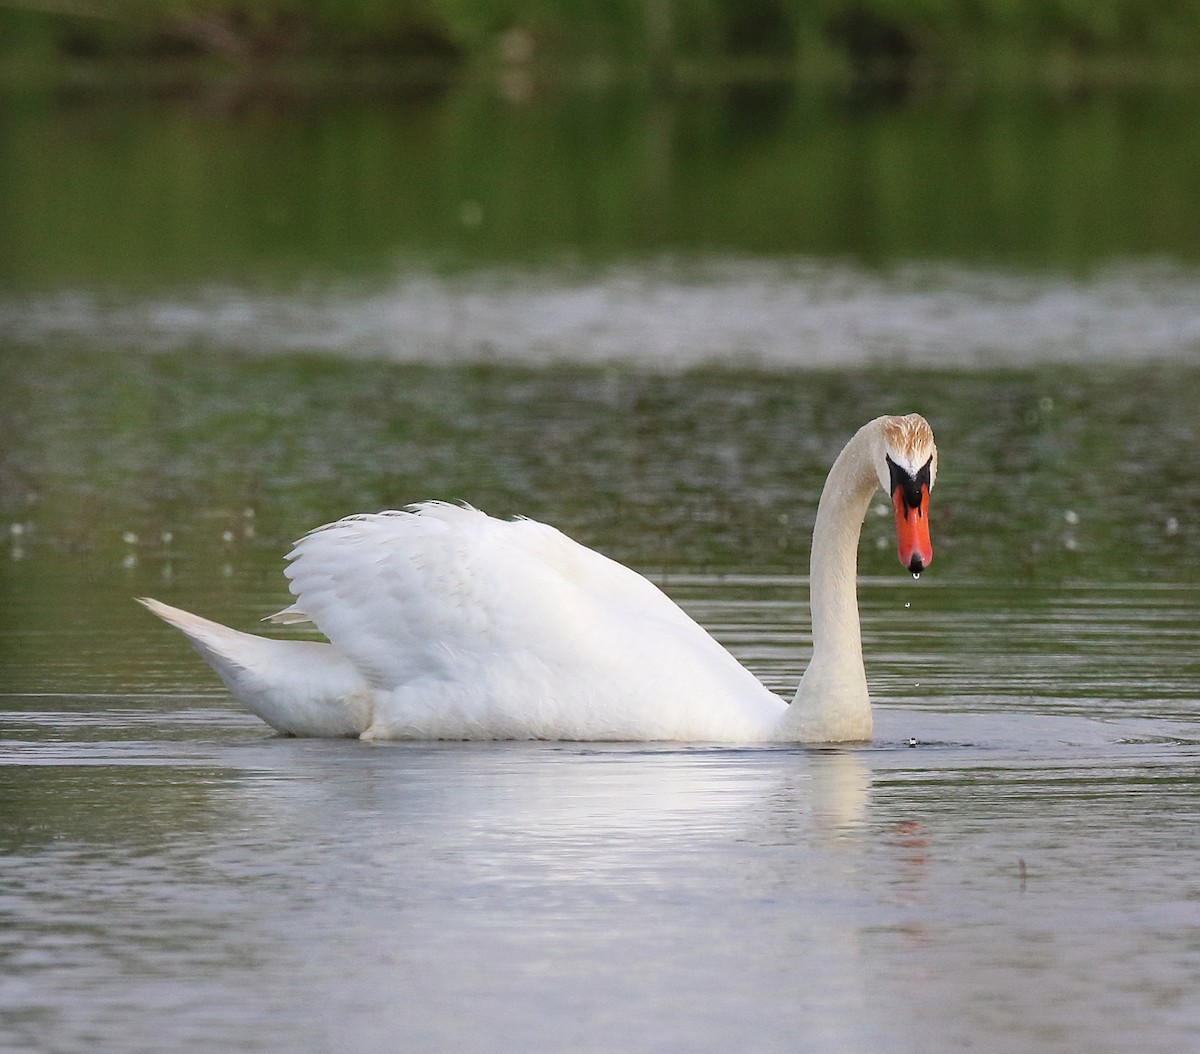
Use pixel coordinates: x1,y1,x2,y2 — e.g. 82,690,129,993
278,503,721,693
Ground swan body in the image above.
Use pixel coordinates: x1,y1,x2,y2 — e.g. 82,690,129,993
141,414,936,743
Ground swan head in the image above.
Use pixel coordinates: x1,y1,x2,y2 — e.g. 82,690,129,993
875,414,937,575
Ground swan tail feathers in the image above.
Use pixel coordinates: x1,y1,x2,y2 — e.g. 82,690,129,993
137,598,373,738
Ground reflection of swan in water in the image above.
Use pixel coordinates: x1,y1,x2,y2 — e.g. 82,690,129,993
141,415,936,744
807,751,873,832
238,744,873,849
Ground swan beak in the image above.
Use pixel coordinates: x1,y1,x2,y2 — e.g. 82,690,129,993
892,484,933,574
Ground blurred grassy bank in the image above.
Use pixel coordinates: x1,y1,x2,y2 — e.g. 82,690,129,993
3,0,1200,89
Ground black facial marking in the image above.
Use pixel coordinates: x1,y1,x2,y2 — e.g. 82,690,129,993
887,455,932,514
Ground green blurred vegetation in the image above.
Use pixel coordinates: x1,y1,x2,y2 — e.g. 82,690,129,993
3,0,1200,85
2,82,1198,293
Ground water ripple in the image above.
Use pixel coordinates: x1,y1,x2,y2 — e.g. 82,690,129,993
5,257,1200,367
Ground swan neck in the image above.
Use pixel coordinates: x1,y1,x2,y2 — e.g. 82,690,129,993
809,432,878,652
777,423,881,742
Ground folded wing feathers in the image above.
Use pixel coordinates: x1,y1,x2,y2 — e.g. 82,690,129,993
263,604,311,625
275,505,488,687
270,501,705,693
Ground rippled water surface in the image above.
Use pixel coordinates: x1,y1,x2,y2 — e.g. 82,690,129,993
3,83,1200,1053
4,351,1200,1053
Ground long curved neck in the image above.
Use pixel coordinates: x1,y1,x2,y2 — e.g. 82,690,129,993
775,423,880,742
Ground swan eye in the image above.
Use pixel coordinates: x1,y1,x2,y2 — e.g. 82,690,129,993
887,455,932,511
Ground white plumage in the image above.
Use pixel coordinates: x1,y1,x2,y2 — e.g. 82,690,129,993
141,414,937,744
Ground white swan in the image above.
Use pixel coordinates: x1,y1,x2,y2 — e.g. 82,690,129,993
141,413,936,743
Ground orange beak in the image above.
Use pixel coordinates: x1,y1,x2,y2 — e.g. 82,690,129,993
893,483,933,574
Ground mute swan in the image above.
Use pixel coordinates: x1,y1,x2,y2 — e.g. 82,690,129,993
140,413,935,743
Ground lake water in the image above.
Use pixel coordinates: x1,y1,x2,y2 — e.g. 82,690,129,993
3,79,1200,1053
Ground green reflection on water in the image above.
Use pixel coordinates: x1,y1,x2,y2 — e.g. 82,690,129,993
3,82,1200,292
